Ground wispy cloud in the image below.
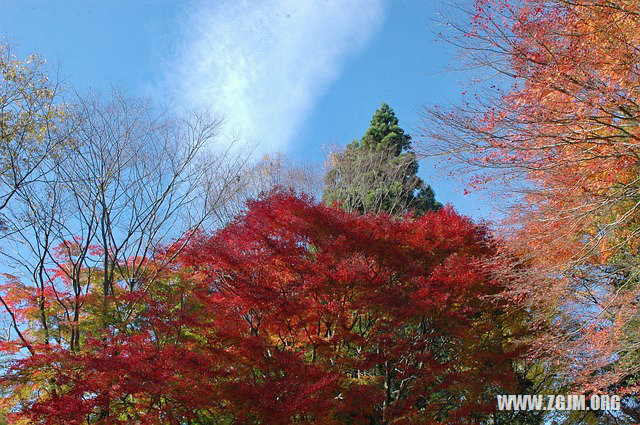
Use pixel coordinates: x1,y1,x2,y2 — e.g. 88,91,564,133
172,0,386,153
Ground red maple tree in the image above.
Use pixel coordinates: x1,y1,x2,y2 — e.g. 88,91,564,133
425,0,640,394
1,192,523,424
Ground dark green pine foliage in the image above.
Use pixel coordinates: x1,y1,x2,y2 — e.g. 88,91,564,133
323,103,441,215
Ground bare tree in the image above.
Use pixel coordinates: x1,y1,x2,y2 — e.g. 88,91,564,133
0,42,72,228
0,88,250,350
216,151,321,220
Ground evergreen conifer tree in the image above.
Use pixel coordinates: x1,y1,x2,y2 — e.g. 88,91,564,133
323,103,440,215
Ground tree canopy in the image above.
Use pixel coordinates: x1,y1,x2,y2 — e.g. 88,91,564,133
424,0,640,405
324,103,440,215
0,191,522,424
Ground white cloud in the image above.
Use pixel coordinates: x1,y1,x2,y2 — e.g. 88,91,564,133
173,0,386,153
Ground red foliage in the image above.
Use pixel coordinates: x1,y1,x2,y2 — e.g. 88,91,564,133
427,0,640,392
1,192,521,424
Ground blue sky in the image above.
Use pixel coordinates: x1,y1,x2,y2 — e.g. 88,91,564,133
0,0,496,220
